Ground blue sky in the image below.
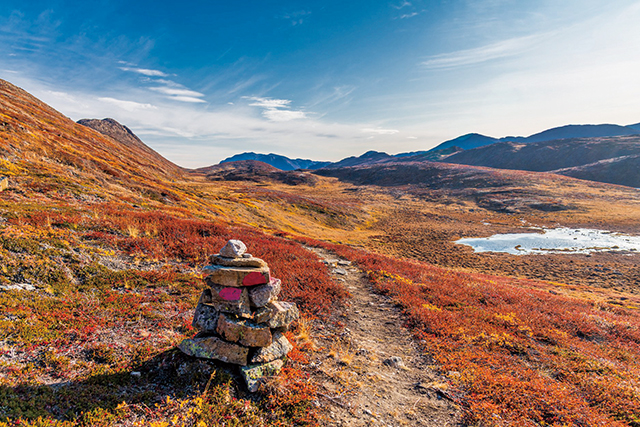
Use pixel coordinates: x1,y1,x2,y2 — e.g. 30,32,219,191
2,0,640,167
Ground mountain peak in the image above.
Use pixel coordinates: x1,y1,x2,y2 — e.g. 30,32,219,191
77,117,182,174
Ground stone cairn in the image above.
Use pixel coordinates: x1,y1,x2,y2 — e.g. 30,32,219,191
179,239,299,392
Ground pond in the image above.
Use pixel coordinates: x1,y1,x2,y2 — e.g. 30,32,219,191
455,227,640,255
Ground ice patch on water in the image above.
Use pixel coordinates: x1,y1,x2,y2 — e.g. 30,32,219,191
456,227,640,255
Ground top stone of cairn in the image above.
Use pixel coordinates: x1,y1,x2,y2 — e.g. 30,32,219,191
220,239,247,258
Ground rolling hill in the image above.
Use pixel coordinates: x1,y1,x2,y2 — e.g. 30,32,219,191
443,135,640,187
551,154,640,188
429,132,499,151
194,159,319,185
220,152,331,170
429,124,640,151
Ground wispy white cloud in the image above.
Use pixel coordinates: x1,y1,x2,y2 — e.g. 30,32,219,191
421,33,549,69
400,12,419,19
362,128,400,135
119,67,169,77
392,1,412,10
170,95,207,103
248,97,293,109
262,109,307,121
120,68,207,103
246,96,308,121
280,10,312,26
98,97,157,112
149,87,205,98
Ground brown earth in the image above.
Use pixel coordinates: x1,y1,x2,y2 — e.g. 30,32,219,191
303,246,463,427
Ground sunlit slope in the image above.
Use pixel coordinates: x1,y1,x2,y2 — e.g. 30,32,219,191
77,117,183,176
0,79,183,201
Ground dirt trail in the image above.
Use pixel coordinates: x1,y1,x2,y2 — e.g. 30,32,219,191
304,246,463,427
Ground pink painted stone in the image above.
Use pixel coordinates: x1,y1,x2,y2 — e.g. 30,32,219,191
219,287,242,301
242,271,268,286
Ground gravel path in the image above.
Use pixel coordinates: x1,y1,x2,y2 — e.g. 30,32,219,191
304,246,463,427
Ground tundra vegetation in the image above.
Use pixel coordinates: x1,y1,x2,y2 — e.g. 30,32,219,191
1,79,640,425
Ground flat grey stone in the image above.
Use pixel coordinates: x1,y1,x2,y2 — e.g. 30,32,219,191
216,313,272,347
266,301,300,330
179,336,249,365
240,359,284,392
192,291,220,332
253,304,276,324
202,285,252,317
248,278,281,307
251,332,293,363
203,265,270,288
210,254,267,268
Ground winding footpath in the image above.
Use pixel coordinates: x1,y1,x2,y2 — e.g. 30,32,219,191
304,246,463,427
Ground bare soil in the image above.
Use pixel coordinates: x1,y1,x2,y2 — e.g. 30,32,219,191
304,246,463,427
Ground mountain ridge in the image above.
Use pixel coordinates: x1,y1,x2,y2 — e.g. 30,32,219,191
77,117,183,175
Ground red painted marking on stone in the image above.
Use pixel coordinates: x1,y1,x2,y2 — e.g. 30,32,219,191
243,272,268,286
219,287,242,301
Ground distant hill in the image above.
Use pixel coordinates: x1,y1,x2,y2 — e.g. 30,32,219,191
195,160,318,185
428,124,640,152
220,152,330,171
399,146,464,162
313,161,579,213
77,118,182,174
516,124,639,143
444,135,640,187
324,150,393,168
551,154,640,188
430,133,498,151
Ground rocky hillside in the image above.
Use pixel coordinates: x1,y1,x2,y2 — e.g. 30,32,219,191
0,79,183,201
77,118,182,175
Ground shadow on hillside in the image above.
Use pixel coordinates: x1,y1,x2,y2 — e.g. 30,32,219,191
0,348,241,422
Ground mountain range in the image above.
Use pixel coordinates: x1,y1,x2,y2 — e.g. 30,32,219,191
218,123,640,188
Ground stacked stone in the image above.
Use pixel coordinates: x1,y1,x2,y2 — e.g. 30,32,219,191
179,239,299,392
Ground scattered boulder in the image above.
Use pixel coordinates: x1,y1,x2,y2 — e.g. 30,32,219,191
0,282,35,292
383,356,407,369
